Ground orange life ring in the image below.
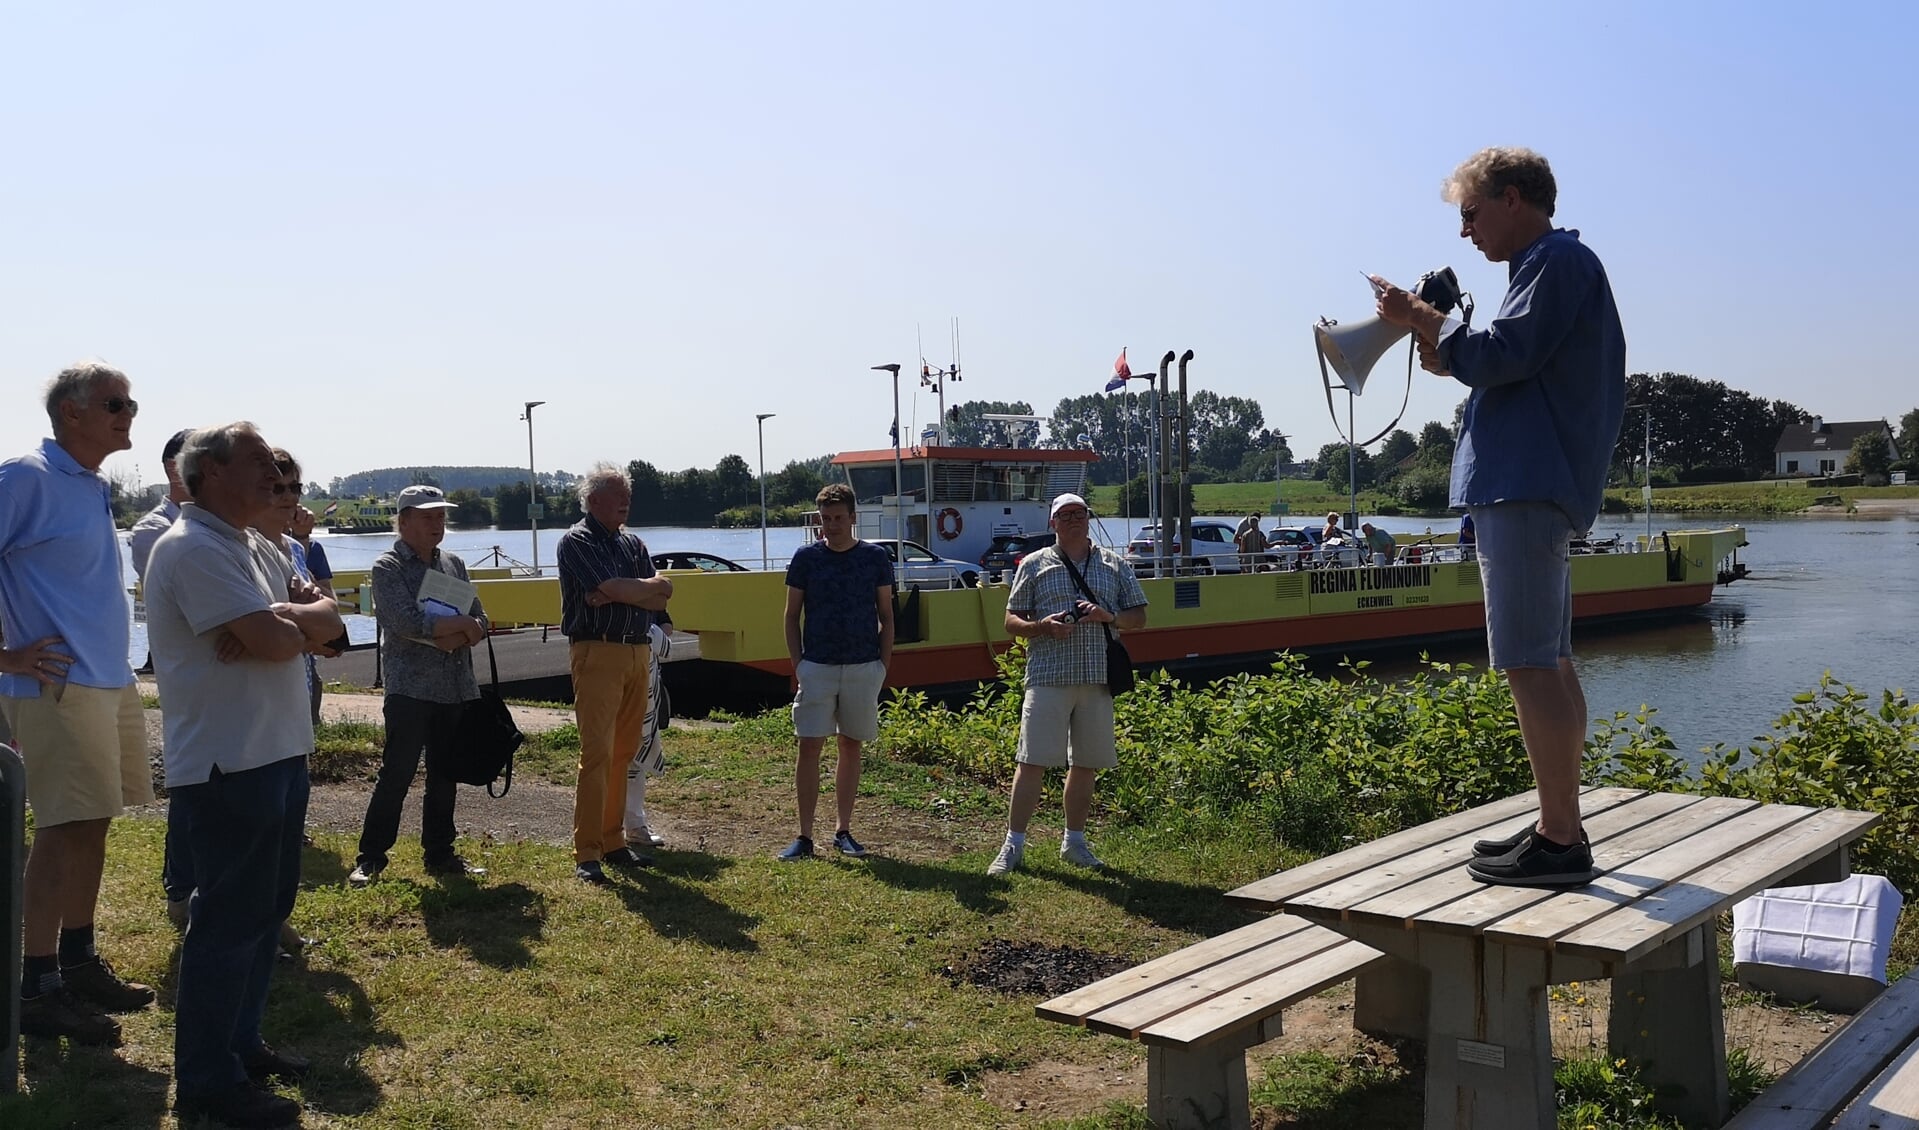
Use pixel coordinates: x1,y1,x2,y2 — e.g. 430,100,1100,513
936,507,963,540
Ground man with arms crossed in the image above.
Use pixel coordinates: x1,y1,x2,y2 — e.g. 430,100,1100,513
558,463,673,884
147,422,344,1127
0,362,157,1047
1372,145,1625,887
778,483,893,861
989,493,1147,875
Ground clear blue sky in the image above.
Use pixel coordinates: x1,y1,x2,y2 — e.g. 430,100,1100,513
4,2,1913,490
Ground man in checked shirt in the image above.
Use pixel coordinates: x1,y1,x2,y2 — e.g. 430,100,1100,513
987,493,1147,876
557,463,673,885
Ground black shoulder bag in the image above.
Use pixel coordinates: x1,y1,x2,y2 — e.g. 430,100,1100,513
1060,549,1136,697
449,633,524,797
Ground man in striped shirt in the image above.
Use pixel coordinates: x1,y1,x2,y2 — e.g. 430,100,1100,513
557,463,673,885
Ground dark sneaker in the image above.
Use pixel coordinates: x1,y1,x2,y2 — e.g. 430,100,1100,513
174,1081,302,1129
832,830,868,858
60,956,156,1012
777,836,815,862
423,854,486,879
1467,832,1598,888
242,1042,312,1083
19,986,121,1046
1472,821,1535,857
575,860,609,885
601,846,654,869
346,862,383,888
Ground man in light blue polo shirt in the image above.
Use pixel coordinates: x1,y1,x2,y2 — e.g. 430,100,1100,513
0,361,158,1047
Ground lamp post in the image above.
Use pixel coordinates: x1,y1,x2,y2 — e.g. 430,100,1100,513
756,413,776,571
1626,402,1653,545
521,400,546,574
873,363,904,592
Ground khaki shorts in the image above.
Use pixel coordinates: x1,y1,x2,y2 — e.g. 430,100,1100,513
792,659,887,742
1,683,154,826
1016,684,1117,770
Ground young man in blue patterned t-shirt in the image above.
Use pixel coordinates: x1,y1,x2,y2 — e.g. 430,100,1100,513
778,483,894,861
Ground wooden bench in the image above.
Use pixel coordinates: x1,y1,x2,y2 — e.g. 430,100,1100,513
1725,974,1919,1129
1036,912,1392,1130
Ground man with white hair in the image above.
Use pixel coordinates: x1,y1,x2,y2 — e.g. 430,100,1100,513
557,463,673,884
0,361,157,1048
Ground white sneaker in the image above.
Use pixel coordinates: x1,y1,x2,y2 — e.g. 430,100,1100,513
1060,839,1105,870
987,839,1024,876
627,825,667,848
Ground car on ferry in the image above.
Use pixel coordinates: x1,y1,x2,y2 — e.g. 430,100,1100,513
1125,520,1323,573
651,551,748,573
979,531,1056,582
873,539,981,589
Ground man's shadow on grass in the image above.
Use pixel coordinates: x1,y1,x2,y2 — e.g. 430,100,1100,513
861,855,1011,915
612,851,760,951
269,964,398,1118
1041,866,1261,935
417,878,547,969
9,1040,172,1128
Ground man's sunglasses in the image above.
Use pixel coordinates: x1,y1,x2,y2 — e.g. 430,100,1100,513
102,397,139,416
272,482,301,495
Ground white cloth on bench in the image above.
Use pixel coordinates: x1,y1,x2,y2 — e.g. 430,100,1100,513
1732,874,1902,982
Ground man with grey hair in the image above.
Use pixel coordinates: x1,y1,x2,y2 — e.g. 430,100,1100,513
1371,146,1625,888
557,462,673,884
147,421,344,1127
0,361,157,1047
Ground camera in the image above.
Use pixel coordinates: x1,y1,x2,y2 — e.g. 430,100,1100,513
1059,605,1086,623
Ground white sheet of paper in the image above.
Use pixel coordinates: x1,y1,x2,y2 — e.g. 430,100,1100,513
416,569,477,614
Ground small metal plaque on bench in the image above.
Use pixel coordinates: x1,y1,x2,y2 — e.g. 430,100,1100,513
1456,1040,1506,1068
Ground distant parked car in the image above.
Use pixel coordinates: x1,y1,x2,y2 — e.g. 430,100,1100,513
980,531,1056,581
651,551,749,573
1126,521,1323,573
873,539,980,588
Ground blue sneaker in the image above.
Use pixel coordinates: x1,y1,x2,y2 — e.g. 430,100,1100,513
832,830,868,858
778,836,815,862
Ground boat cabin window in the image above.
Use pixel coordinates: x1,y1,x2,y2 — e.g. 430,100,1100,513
969,463,1047,503
849,464,925,506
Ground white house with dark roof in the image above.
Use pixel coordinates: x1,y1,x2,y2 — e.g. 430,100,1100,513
1772,417,1900,476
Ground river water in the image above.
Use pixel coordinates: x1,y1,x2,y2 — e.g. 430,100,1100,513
126,511,1917,761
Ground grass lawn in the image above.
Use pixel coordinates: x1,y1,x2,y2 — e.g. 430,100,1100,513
3,728,1291,1129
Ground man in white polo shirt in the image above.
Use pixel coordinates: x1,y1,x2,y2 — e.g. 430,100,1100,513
147,421,344,1129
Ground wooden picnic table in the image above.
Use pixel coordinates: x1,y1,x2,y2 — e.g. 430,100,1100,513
1226,787,1879,1130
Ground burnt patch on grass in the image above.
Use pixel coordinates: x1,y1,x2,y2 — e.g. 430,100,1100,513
943,938,1131,998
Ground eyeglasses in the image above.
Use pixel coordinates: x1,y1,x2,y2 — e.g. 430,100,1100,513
102,396,139,416
1459,203,1482,225
1054,509,1091,521
272,482,300,495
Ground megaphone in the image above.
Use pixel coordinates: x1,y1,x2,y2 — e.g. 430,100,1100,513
1312,317,1408,396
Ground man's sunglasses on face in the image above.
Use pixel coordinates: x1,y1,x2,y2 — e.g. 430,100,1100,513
102,396,139,416
272,482,300,495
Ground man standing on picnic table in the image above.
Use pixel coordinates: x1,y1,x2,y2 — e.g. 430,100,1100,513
558,462,673,885
988,493,1147,876
1372,145,1625,888
777,482,893,862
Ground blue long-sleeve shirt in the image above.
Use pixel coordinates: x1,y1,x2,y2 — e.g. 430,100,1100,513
1437,228,1626,533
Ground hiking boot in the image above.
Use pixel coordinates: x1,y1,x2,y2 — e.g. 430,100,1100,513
19,986,121,1046
1060,839,1105,870
423,854,486,879
346,862,383,888
986,839,1024,877
574,860,609,885
242,1042,312,1083
174,1081,302,1129
1467,832,1598,888
777,836,814,862
627,824,667,848
61,956,155,1012
832,830,868,858
601,846,654,869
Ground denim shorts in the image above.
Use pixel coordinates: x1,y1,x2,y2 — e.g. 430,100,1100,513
1471,502,1574,671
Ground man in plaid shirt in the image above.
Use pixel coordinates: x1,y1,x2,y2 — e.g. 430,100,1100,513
988,493,1147,875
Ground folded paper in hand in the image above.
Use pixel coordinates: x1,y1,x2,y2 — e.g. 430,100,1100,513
416,569,477,614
